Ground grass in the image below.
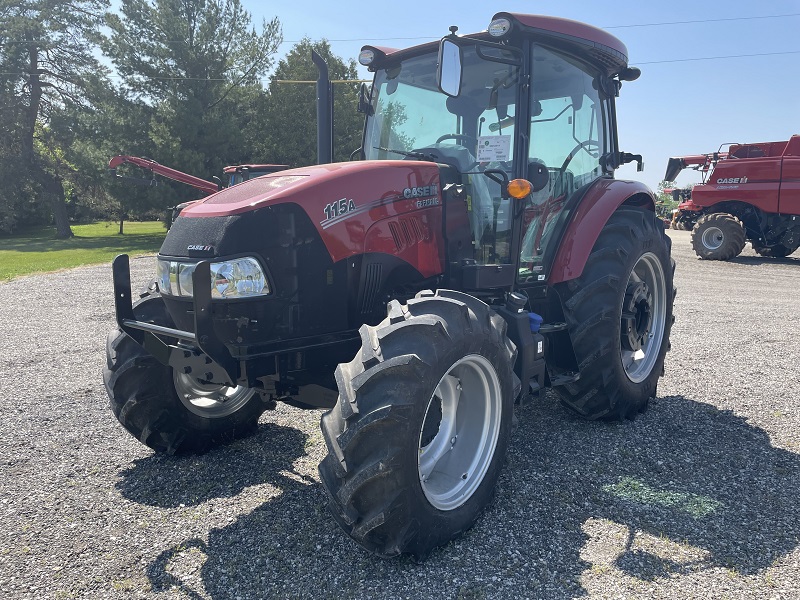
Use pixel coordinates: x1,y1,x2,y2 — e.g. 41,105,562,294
0,221,166,280
603,476,724,518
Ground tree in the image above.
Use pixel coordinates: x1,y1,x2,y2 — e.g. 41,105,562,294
103,0,282,181
0,0,110,237
256,39,363,167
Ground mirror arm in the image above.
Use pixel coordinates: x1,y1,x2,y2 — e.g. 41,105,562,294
484,169,510,198
605,151,644,172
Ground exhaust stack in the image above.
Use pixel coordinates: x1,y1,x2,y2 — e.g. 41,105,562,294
312,50,333,165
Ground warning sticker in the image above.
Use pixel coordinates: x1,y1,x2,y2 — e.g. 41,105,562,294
477,135,511,162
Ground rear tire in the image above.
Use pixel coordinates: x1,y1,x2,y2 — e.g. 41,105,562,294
691,213,746,260
103,293,268,454
554,206,675,420
319,290,515,559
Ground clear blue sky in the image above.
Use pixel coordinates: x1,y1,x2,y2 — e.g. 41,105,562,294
243,1,800,190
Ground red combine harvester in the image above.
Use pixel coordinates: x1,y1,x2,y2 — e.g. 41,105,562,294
108,155,289,225
109,155,289,191
666,136,800,259
108,155,222,195
104,12,675,558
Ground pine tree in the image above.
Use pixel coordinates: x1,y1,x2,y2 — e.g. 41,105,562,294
0,0,110,236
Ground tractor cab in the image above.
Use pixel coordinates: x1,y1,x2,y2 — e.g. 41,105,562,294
358,13,642,288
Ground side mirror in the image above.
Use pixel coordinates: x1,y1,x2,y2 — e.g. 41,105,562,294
437,38,462,97
357,83,373,115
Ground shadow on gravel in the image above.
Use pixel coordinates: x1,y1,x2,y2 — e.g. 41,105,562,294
492,393,800,595
138,394,800,599
728,255,800,266
592,395,800,578
117,421,313,507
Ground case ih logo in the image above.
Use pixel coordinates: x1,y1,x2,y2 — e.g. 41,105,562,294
717,177,748,184
403,184,439,199
187,244,214,253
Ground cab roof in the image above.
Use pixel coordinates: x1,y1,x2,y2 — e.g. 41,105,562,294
367,12,629,76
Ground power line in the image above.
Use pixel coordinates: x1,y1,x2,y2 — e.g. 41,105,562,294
3,13,799,45
638,49,800,65
603,13,800,28
2,46,798,80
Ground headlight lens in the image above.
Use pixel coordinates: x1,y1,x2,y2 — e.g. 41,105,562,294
157,257,270,298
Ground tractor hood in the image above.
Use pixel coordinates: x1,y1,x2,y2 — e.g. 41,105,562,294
174,160,446,273
181,160,441,220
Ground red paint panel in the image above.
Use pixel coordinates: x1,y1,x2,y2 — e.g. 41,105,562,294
181,160,446,278
364,209,444,277
549,179,654,284
780,156,800,215
500,13,628,60
693,159,780,213
779,136,800,215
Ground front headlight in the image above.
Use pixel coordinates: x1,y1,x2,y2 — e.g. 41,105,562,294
157,257,270,298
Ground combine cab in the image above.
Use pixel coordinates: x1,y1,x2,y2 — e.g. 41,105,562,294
103,12,675,559
666,136,800,259
223,164,289,186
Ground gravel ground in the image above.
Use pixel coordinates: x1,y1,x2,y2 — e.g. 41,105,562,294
1,231,799,599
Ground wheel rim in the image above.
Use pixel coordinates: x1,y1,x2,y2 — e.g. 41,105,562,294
620,252,667,383
418,354,502,511
173,371,256,418
701,226,725,250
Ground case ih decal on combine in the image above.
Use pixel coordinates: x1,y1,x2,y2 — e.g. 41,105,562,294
665,135,800,259
104,12,675,559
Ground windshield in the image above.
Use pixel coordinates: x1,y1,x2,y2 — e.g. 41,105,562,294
365,46,521,264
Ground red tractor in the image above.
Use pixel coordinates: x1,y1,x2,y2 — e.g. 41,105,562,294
104,12,675,559
666,136,800,259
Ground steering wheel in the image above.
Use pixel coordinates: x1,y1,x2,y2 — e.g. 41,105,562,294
436,133,478,146
558,140,600,176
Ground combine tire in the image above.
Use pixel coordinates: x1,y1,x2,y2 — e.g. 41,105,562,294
752,242,800,258
554,206,674,420
103,292,268,454
319,290,515,559
691,213,746,260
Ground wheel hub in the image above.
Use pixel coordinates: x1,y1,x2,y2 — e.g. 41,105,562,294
619,252,667,383
701,226,725,250
417,355,502,511
621,281,652,352
173,371,256,418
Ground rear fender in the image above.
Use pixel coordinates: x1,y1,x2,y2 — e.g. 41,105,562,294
549,179,656,284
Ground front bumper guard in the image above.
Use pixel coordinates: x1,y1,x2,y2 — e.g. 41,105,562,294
113,254,239,386
112,254,361,390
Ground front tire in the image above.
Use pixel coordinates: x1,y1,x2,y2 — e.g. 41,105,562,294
691,213,746,260
318,290,515,559
554,206,675,420
103,293,268,454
